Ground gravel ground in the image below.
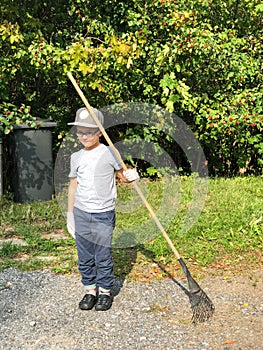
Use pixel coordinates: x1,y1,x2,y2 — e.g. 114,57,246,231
0,268,262,350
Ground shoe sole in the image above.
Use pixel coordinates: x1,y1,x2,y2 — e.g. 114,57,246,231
95,300,113,311
95,305,112,311
79,304,95,310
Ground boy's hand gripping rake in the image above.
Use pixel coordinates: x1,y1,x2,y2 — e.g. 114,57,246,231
67,72,215,323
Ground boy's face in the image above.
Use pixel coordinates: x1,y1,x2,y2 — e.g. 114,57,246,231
76,126,101,150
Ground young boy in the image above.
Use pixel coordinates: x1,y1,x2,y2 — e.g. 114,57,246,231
67,107,139,311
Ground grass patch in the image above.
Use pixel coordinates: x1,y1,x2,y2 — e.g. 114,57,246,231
145,176,263,272
0,176,262,279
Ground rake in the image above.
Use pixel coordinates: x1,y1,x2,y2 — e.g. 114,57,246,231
67,72,215,323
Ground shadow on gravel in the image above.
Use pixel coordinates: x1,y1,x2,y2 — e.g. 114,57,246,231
112,244,215,323
112,230,191,301
112,242,190,299
112,243,138,297
139,246,191,296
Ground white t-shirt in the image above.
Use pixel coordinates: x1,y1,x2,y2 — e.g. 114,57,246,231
69,144,122,213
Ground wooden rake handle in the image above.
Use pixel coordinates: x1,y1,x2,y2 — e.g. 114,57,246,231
67,72,181,260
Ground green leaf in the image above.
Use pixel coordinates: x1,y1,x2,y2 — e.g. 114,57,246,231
79,62,95,75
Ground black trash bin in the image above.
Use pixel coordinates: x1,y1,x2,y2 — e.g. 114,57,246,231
7,119,57,203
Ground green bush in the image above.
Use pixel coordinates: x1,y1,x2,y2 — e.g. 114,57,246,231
0,0,262,177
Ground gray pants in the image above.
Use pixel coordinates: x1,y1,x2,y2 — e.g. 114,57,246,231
74,207,115,289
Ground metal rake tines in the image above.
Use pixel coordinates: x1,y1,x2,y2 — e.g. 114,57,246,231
188,289,215,323
178,258,215,323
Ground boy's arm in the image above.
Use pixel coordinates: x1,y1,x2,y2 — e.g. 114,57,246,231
67,177,78,238
68,177,78,211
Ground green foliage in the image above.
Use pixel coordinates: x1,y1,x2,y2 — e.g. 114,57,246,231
0,0,262,176
0,102,40,134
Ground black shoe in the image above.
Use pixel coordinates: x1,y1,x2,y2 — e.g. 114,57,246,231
79,294,97,310
95,294,113,311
